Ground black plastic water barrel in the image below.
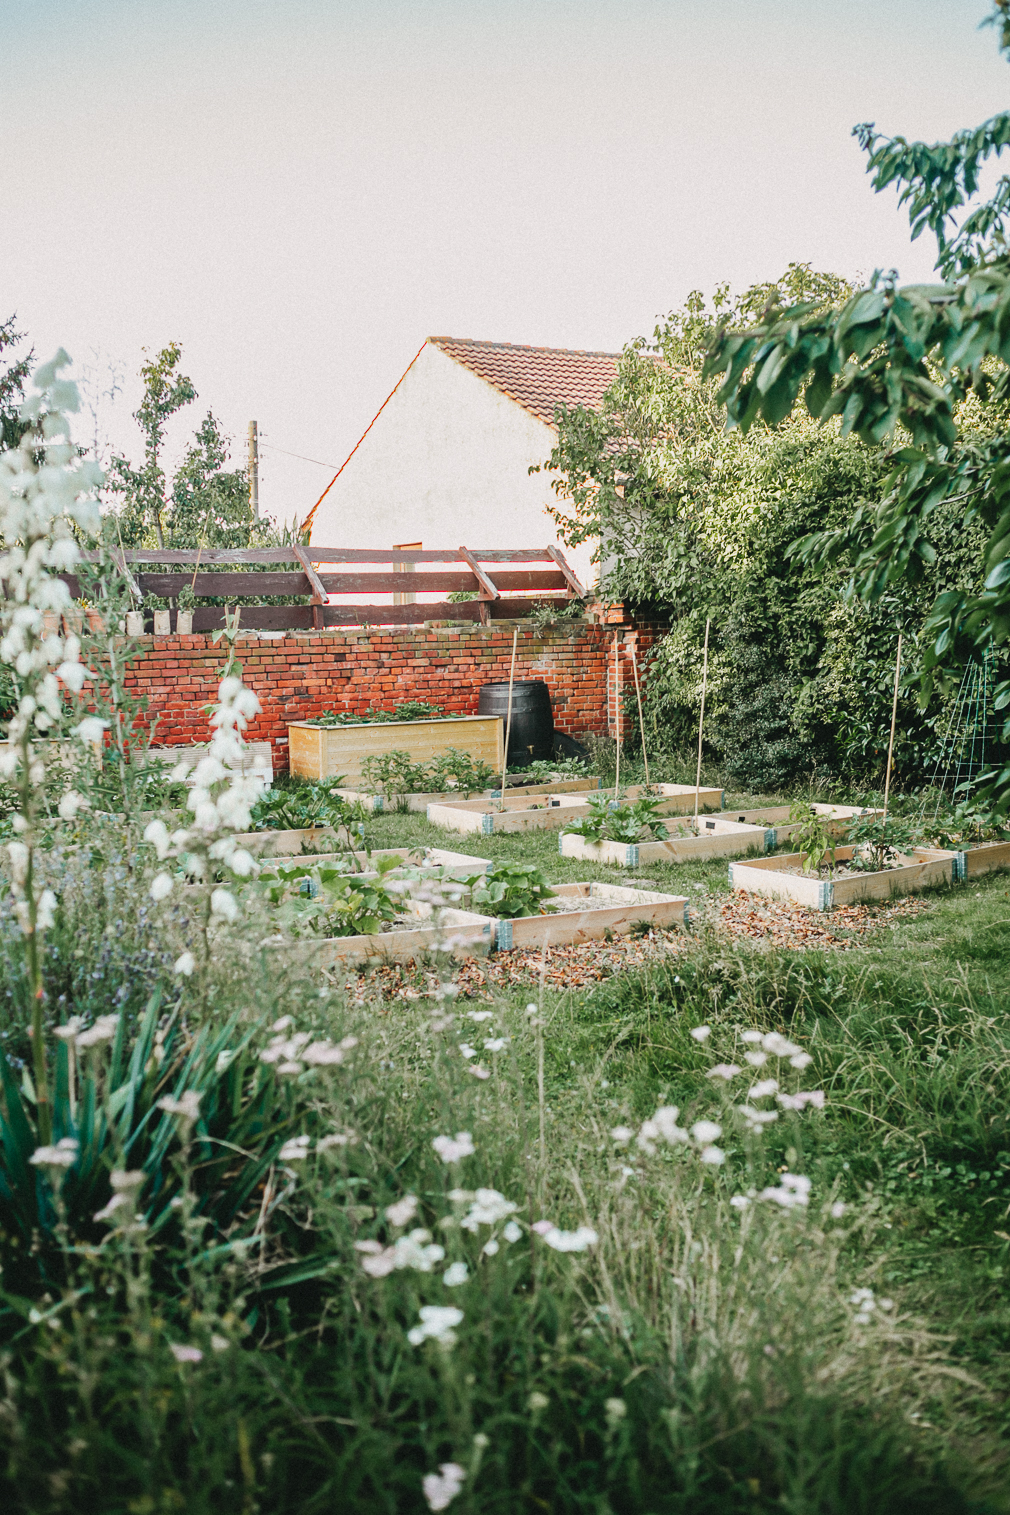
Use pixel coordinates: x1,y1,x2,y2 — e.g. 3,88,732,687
479,680,553,767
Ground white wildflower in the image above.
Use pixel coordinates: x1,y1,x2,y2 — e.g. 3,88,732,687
210,887,238,922
610,1126,633,1144
736,1104,779,1134
748,1079,779,1100
278,1136,311,1162
730,1195,750,1209
706,1063,740,1081
75,1013,119,1049
158,1090,202,1123
385,1194,419,1228
432,1132,476,1164
830,1201,847,1219
468,1065,491,1080
150,871,173,902
407,1305,464,1347
422,1461,466,1511
443,1261,469,1287
762,1032,802,1058
759,1172,811,1209
457,1043,477,1059
775,1090,825,1112
699,1145,725,1165
73,716,108,747
740,1030,763,1044
690,1025,711,1042
466,1010,494,1022
459,1189,517,1230
503,1220,522,1243
690,1121,722,1146
29,1136,79,1170
789,1052,813,1070
744,1050,768,1067
169,1344,203,1364
540,1225,598,1252
57,789,86,820
173,951,196,977
483,1037,508,1052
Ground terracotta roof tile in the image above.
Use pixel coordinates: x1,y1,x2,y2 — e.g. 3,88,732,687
429,336,621,427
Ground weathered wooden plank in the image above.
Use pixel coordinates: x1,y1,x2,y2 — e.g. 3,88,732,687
305,549,558,564
458,546,500,599
560,822,768,868
316,569,567,594
108,548,302,564
546,545,587,598
321,601,482,625
190,606,313,631
136,572,312,598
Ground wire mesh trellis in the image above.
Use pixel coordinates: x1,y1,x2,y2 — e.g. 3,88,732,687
927,646,1000,808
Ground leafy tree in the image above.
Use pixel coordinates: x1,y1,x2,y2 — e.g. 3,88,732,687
107,343,197,547
0,315,32,454
165,410,256,549
703,1,1010,807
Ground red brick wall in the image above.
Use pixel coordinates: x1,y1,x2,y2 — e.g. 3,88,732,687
123,615,669,770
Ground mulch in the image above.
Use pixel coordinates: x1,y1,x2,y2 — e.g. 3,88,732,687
339,889,932,1002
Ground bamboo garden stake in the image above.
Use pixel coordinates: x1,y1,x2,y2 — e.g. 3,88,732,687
695,617,710,819
613,631,621,795
631,646,650,787
499,628,518,812
883,632,903,824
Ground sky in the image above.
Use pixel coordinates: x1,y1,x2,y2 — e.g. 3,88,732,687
3,0,1009,527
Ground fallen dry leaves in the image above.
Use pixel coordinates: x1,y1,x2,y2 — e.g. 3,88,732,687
340,888,932,1003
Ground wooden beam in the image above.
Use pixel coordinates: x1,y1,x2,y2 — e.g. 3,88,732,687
546,545,587,598
304,548,556,563
458,546,499,599
136,572,311,599
292,544,328,630
317,569,568,595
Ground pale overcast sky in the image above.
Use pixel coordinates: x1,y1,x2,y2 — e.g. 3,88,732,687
4,0,1008,527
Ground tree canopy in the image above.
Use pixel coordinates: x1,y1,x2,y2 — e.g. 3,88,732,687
703,0,1010,807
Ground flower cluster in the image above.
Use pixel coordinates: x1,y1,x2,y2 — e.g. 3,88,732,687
615,1107,725,1165
258,1016,358,1076
849,1287,893,1325
423,1462,466,1512
143,672,267,924
0,354,102,935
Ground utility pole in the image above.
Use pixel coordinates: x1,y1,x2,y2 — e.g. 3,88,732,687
248,421,259,517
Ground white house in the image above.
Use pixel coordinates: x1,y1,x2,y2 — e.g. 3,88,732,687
305,336,622,589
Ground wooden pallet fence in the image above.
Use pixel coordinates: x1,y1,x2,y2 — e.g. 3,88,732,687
728,845,957,910
69,545,587,631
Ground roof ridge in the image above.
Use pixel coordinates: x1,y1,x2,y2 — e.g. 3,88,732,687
429,335,623,360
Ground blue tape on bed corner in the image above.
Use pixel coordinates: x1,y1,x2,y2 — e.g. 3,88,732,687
625,845,639,867
683,901,690,927
481,813,494,835
496,920,512,951
954,851,967,882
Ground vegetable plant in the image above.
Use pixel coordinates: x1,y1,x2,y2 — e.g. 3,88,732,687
304,701,458,727
788,802,836,876
360,750,434,803
256,857,402,937
465,861,556,918
846,814,922,872
562,794,668,844
248,780,358,836
430,747,497,797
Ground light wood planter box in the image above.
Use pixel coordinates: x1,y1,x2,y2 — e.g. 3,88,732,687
492,881,689,951
559,818,769,868
258,846,492,880
288,716,503,785
716,803,881,847
146,742,274,788
728,845,956,910
427,783,724,838
307,900,495,967
950,840,1010,880
338,774,602,813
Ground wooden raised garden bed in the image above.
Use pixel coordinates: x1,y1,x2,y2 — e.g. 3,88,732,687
259,846,492,880
559,817,769,868
288,716,503,785
338,774,602,813
717,803,881,847
427,784,724,838
311,899,496,967
949,839,1010,880
145,742,274,788
492,881,689,951
728,844,956,910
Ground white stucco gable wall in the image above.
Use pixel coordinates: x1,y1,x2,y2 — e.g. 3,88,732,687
310,342,595,587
